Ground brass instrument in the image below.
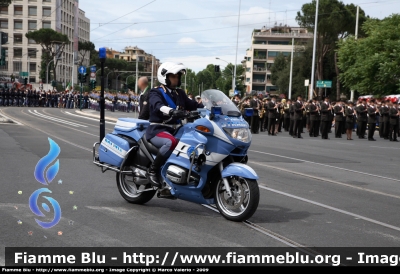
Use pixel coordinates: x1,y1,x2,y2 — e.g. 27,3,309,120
259,100,265,118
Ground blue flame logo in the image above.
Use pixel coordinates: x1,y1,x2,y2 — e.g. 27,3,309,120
30,138,62,229
29,188,61,229
34,138,60,185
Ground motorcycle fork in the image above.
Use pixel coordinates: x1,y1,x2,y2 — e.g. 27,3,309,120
218,162,232,197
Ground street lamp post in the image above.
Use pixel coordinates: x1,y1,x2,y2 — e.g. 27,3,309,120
216,57,234,92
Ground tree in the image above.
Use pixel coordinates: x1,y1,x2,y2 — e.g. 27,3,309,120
337,15,400,96
25,29,69,83
0,0,12,7
78,41,95,66
296,0,367,99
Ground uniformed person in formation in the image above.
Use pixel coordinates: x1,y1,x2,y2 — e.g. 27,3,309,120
276,98,283,133
308,98,319,137
320,97,332,139
250,93,261,134
289,99,295,136
267,95,278,136
282,99,290,132
334,100,345,138
240,96,252,127
367,99,379,141
345,101,356,140
293,95,304,138
356,99,368,138
389,100,399,142
259,97,267,132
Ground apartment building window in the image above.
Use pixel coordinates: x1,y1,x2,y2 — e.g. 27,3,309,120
246,78,250,82
14,20,23,30
28,6,37,16
14,48,23,58
28,38,37,44
28,20,37,30
28,49,37,58
14,33,23,44
29,62,37,72
14,6,23,15
0,7,8,14
0,20,8,29
13,61,22,72
246,68,251,72
43,7,51,16
43,0,51,2
42,21,51,29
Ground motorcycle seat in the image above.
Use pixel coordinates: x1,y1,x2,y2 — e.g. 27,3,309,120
142,136,159,156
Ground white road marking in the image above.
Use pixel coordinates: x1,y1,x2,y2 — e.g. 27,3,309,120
249,161,400,200
29,110,87,128
249,150,400,183
64,111,116,124
259,185,400,232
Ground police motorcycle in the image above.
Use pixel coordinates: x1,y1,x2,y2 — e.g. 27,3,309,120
93,89,260,222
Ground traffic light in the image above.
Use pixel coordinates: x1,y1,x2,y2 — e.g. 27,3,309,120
82,73,87,83
108,79,111,88
214,65,220,72
78,73,82,82
24,78,27,85
51,80,56,87
90,80,96,89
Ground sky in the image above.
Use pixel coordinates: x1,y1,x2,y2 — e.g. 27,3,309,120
79,0,399,73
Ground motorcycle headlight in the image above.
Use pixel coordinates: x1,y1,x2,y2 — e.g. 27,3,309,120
223,128,251,143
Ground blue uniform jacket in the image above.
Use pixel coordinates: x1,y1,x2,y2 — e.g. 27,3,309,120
145,85,203,140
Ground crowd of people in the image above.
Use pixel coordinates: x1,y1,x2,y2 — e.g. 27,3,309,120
0,88,90,109
233,93,400,142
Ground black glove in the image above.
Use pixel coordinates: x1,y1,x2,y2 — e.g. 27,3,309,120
169,109,186,118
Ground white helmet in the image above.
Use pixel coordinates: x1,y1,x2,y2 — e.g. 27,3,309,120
157,62,186,87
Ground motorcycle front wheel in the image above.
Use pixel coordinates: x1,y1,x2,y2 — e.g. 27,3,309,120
214,176,259,222
116,165,156,204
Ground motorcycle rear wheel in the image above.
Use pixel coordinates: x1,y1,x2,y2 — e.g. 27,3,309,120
116,165,156,204
215,176,259,222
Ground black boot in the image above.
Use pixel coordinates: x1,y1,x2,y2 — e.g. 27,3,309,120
146,152,166,188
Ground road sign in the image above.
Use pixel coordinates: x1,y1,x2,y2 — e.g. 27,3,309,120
90,66,96,73
19,72,28,77
90,72,96,80
78,66,86,74
316,80,332,88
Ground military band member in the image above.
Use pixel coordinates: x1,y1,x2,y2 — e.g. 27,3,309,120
293,95,304,138
289,99,295,136
389,100,399,142
260,98,268,132
276,98,283,133
320,97,332,139
267,95,278,136
309,98,319,137
334,100,345,138
345,101,356,140
356,99,368,138
250,93,262,134
282,99,290,132
367,99,379,141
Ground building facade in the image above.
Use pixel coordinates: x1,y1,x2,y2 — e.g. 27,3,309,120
116,46,160,76
244,25,312,95
0,0,90,88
